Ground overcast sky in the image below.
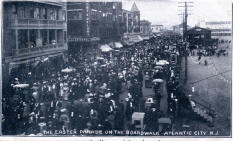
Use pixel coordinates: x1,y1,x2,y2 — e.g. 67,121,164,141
122,0,232,28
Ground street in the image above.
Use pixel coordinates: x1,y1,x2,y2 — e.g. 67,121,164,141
182,43,231,136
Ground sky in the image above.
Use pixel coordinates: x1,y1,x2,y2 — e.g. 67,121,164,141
122,0,232,28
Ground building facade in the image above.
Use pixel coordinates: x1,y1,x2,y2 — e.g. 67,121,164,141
122,2,140,34
186,26,212,47
198,21,232,41
67,1,123,55
2,1,68,75
172,24,183,35
151,25,163,33
140,20,151,35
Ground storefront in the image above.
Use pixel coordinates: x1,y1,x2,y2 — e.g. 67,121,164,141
68,37,100,58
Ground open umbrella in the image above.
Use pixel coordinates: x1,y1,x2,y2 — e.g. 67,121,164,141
100,44,112,52
154,66,163,69
114,42,123,48
160,60,169,64
96,57,104,60
13,84,29,88
61,68,75,73
153,79,164,83
156,62,166,66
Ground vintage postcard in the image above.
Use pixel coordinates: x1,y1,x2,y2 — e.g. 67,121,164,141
0,0,232,140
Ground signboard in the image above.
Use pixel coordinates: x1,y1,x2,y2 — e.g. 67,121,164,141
68,37,100,42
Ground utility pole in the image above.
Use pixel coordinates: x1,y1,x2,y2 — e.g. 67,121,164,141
178,1,193,41
178,1,193,83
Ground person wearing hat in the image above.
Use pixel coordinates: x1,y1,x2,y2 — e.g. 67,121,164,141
145,72,150,88
125,100,135,121
102,118,112,132
59,109,70,130
144,107,160,132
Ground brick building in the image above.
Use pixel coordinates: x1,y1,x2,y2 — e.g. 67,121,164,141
67,1,123,54
122,2,140,33
2,0,68,79
140,20,152,35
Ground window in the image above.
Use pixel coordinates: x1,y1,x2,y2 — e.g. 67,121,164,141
56,10,59,20
29,7,34,18
64,31,67,42
12,5,17,14
54,10,57,20
34,8,40,19
58,10,62,20
41,8,47,19
25,8,30,18
18,7,25,18
78,11,82,20
62,10,66,21
50,9,56,20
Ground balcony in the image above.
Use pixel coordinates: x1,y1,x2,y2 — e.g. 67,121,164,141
5,43,67,63
10,18,67,29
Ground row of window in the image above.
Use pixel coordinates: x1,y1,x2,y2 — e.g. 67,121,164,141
68,11,83,20
212,33,231,36
13,5,66,20
17,29,66,49
68,9,120,21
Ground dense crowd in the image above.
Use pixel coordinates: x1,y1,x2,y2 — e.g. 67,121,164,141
3,33,188,135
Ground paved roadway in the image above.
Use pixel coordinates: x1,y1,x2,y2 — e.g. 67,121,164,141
180,44,232,136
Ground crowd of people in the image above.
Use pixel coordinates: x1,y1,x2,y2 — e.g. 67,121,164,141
3,33,190,135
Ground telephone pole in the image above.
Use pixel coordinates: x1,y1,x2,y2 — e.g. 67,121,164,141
178,1,193,83
178,1,193,41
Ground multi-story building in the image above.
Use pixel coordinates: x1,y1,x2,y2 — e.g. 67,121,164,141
122,2,140,34
140,20,151,35
186,26,212,47
67,1,123,54
121,2,141,45
172,23,191,35
198,21,232,41
151,25,163,33
122,9,133,33
130,2,140,33
2,0,68,77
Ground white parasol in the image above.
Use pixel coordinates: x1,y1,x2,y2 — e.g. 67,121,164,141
154,66,163,69
100,44,112,52
13,84,29,88
156,62,166,66
61,68,75,73
156,60,169,66
153,79,164,83
96,57,104,60
160,60,169,64
114,42,123,48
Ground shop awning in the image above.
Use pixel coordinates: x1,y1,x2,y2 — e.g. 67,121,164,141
114,42,123,48
123,34,144,46
100,44,112,52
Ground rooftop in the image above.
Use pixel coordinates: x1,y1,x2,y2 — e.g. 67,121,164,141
131,2,140,12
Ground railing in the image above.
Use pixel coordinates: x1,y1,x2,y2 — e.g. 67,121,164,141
11,18,66,28
182,87,216,116
191,98,215,115
10,43,67,57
